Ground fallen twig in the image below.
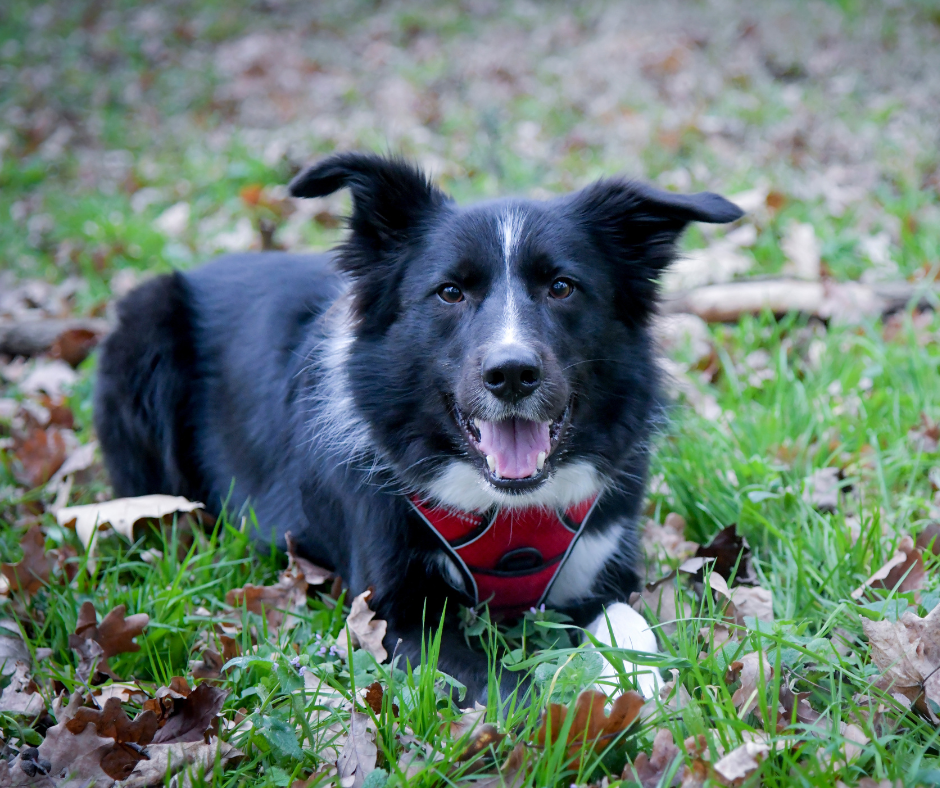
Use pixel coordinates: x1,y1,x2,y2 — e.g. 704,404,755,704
661,279,940,323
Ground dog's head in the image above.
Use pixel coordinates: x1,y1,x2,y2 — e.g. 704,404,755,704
291,153,741,510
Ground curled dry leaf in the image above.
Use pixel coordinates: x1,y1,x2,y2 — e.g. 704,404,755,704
624,727,682,788
226,575,307,634
11,718,114,786
67,696,159,778
641,512,699,574
57,494,204,550
727,652,773,717
0,524,51,596
713,739,769,782
863,603,940,723
0,660,44,717
694,524,755,584
537,690,644,760
803,467,843,513
69,601,149,681
118,738,243,788
286,532,332,586
852,534,926,600
916,523,940,556
0,619,30,675
11,424,69,487
336,711,378,788
152,682,228,744
909,412,940,454
143,676,192,725
345,589,388,663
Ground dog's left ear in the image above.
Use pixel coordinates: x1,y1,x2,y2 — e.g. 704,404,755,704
566,179,743,321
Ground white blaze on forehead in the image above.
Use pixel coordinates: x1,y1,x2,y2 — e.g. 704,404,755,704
497,209,526,345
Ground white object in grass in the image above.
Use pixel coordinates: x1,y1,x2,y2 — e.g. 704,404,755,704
587,602,662,699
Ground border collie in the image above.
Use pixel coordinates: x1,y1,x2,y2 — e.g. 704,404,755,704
95,153,742,701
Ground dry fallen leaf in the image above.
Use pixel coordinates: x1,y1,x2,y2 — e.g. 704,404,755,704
781,221,821,281
694,524,754,584
537,689,644,762
909,413,940,454
0,620,30,675
863,603,940,722
286,532,332,586
57,494,204,549
852,535,926,600
11,718,114,786
345,589,388,663
11,424,69,487
226,575,307,634
0,660,45,718
336,711,378,788
727,651,773,717
151,682,228,744
118,738,243,788
713,739,768,782
803,467,843,513
69,601,149,680
0,525,51,596
67,697,159,780
624,727,682,788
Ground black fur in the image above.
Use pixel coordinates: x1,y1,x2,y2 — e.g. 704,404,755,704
95,153,742,700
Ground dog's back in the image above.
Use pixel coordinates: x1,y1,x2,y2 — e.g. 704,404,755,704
95,252,342,533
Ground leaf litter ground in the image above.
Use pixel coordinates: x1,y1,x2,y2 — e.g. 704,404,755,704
3,0,940,785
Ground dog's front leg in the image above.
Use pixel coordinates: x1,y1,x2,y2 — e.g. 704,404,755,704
586,602,661,699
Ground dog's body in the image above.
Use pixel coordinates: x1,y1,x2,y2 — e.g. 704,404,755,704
96,154,741,700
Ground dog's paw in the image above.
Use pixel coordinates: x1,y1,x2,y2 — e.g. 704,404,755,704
586,602,662,699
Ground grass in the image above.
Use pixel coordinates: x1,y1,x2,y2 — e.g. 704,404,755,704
3,0,940,785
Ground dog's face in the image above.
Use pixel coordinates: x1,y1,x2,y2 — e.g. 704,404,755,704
291,154,741,509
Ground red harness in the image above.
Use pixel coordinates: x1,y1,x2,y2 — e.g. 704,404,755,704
409,495,599,618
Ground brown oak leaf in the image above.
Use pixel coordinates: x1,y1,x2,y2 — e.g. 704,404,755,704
694,524,755,584
0,525,51,596
863,603,940,722
143,676,192,724
345,589,388,663
66,697,159,780
286,532,332,586
69,601,149,681
726,651,773,717
0,661,45,718
336,711,378,788
151,682,228,744
859,535,926,599
537,690,644,760
624,727,682,788
11,425,69,487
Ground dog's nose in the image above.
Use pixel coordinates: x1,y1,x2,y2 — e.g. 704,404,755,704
481,346,542,401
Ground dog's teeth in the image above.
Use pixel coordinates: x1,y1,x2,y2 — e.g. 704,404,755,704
486,455,496,472
536,451,546,471
473,418,480,429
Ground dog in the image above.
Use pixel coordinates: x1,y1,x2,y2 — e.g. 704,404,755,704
95,152,742,702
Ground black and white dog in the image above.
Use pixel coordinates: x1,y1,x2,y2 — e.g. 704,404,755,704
95,153,741,701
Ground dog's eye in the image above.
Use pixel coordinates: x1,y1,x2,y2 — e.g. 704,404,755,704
438,284,464,304
549,278,574,300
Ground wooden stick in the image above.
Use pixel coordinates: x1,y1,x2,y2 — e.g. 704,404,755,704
661,279,940,323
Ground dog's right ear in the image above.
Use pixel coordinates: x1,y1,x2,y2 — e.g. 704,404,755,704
289,152,450,261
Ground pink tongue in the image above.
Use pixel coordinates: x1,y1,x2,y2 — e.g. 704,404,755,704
477,419,551,479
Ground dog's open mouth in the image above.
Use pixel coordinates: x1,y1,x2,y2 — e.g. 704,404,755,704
455,402,572,490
